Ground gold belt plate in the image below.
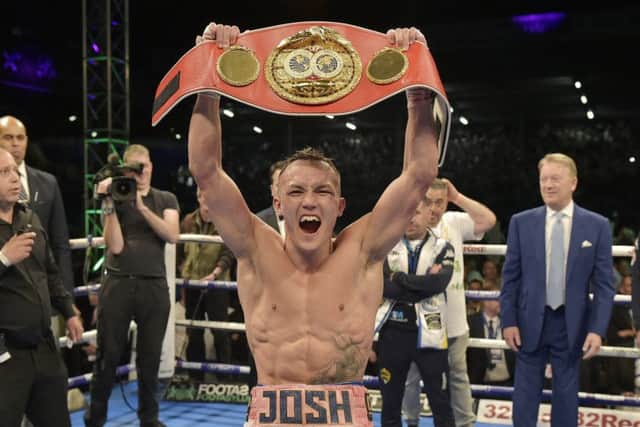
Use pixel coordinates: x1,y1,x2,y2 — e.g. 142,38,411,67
265,26,362,105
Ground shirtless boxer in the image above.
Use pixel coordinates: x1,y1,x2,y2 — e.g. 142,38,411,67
188,22,439,427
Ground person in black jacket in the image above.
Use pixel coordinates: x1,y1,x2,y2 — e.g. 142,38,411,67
466,281,515,386
374,200,456,427
0,147,83,427
0,116,75,298
0,116,81,388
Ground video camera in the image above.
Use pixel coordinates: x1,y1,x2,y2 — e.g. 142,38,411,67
93,153,143,202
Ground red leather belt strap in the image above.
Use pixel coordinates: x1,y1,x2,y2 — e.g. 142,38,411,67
152,21,449,121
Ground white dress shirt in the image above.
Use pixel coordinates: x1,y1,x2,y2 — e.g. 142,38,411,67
483,314,510,382
18,161,30,200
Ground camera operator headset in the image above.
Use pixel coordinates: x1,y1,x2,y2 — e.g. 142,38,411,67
84,144,179,427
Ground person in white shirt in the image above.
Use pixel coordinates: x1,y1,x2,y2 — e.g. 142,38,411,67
402,178,495,427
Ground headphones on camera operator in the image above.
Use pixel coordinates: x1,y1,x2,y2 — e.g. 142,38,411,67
93,153,144,202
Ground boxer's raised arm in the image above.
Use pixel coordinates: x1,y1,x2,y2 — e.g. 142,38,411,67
188,23,256,258
362,28,438,263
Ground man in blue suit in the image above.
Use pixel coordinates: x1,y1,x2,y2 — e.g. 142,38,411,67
500,153,615,427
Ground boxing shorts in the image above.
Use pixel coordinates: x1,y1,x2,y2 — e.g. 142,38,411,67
245,383,373,427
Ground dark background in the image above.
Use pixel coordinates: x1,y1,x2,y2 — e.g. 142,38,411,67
2,1,639,257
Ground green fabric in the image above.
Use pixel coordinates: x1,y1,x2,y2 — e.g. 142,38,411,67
180,210,232,281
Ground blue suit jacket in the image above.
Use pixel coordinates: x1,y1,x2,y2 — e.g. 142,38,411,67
500,204,615,352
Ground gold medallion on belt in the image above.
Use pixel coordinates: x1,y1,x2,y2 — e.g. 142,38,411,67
215,25,410,105
265,26,362,105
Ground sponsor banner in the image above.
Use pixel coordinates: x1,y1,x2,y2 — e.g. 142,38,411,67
164,379,251,404
366,390,432,416
477,399,640,426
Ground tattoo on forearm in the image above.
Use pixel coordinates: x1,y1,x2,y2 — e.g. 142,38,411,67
312,334,367,384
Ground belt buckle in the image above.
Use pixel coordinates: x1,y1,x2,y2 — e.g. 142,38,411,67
264,25,362,105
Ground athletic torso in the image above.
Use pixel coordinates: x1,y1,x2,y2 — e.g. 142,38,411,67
237,222,382,385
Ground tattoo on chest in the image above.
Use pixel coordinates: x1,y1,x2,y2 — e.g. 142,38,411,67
312,334,367,384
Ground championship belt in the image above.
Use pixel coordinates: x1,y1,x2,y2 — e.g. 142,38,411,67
245,383,373,427
152,22,451,163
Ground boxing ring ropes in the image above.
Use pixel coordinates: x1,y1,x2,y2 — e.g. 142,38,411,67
62,234,640,409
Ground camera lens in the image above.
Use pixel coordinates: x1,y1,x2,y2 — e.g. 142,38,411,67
115,181,129,193
110,177,137,201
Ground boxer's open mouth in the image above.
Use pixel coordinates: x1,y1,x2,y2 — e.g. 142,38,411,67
299,215,321,233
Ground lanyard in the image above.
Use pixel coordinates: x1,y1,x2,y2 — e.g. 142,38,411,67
402,236,428,274
484,316,499,339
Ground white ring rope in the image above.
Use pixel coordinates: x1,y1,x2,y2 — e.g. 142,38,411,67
57,321,136,348
173,319,640,359
468,337,640,358
69,236,105,249
460,243,633,258
68,235,635,256
59,330,97,348
65,234,638,407
175,319,246,333
178,233,224,244
177,361,251,375
464,289,632,304
68,364,134,387
74,282,633,305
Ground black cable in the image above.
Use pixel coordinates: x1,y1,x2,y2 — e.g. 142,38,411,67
119,376,137,413
118,328,140,414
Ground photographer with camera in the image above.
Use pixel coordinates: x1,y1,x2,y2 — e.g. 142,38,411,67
84,144,179,427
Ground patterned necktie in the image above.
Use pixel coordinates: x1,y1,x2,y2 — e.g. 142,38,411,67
547,212,565,309
487,319,495,339
19,181,29,202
